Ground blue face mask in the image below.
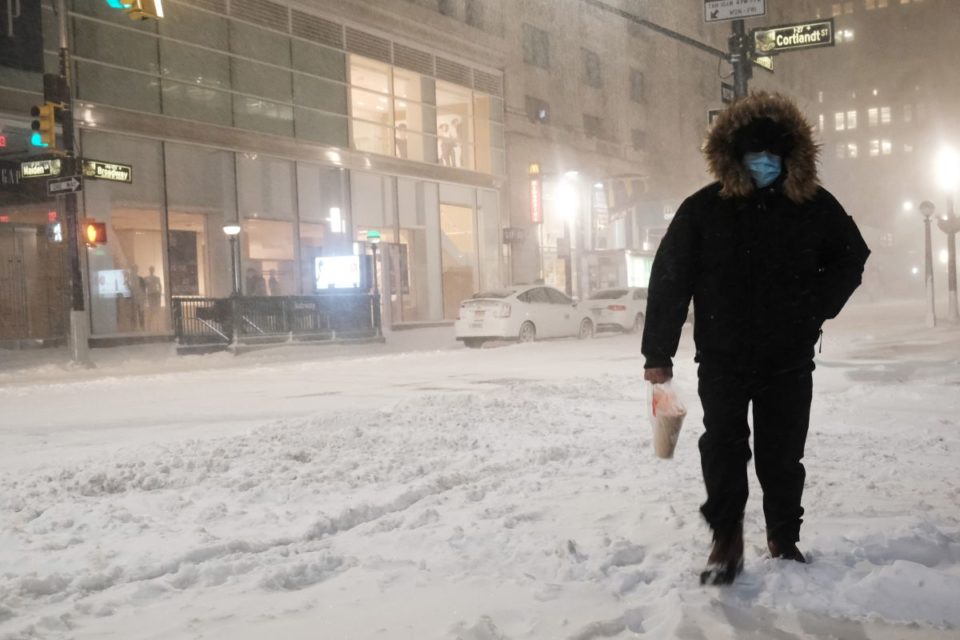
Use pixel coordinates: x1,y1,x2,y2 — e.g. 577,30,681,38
743,151,783,188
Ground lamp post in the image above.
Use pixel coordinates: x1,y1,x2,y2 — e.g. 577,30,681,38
919,201,937,328
368,230,382,336
558,172,579,297
935,146,960,323
223,223,242,296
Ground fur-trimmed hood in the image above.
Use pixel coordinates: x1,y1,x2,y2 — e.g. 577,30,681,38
703,92,819,203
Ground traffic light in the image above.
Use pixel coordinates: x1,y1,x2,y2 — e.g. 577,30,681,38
30,103,56,148
82,220,108,247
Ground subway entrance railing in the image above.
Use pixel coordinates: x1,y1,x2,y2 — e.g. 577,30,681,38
172,293,382,354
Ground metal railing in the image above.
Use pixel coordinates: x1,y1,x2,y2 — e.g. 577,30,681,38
172,293,380,352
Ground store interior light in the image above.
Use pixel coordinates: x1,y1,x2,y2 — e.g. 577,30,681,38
902,201,914,212
222,224,241,236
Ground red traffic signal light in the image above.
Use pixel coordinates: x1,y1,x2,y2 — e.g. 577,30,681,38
82,220,107,247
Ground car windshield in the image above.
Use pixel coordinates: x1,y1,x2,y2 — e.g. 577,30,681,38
472,289,516,299
589,289,629,300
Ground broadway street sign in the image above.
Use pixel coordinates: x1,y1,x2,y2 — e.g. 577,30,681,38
753,19,835,55
47,175,82,196
704,0,765,23
83,159,133,183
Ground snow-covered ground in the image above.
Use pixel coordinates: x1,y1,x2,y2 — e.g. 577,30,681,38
1,301,959,639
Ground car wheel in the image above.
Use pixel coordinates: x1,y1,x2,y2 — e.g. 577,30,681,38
630,313,644,333
463,338,485,349
518,321,536,343
578,318,594,340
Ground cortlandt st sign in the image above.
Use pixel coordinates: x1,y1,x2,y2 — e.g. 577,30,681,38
753,19,835,55
704,0,765,23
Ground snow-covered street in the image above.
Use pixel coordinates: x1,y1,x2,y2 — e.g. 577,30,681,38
2,302,959,639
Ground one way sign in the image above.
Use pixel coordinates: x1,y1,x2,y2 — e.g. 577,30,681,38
705,0,766,23
47,175,82,196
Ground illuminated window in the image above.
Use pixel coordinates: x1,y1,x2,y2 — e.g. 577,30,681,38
835,112,845,131
847,110,858,129
904,104,913,123
869,139,880,156
900,0,910,4
836,143,846,159
844,29,855,41
818,91,824,103
847,143,859,158
818,114,825,132
904,143,914,153
865,0,876,8
878,0,888,7
832,3,843,16
880,106,892,124
844,2,854,13
882,140,892,155
868,107,879,126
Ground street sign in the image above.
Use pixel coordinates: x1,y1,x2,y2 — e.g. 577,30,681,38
753,19,835,55
47,175,82,196
752,54,774,72
721,82,736,105
705,0,765,23
708,109,724,127
502,228,527,244
20,158,61,179
82,159,133,183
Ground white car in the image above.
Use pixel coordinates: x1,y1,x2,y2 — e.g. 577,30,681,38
455,285,595,348
587,287,648,333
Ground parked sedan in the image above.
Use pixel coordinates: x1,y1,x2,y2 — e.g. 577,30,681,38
587,287,648,333
455,285,595,348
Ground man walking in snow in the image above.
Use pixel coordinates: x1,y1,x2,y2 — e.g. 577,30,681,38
641,92,870,585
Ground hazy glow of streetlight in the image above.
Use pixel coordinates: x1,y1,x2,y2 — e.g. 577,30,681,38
903,201,914,212
934,146,960,192
912,266,920,275
556,180,578,222
222,224,241,236
940,249,950,265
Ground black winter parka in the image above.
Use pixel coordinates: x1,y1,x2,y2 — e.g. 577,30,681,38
641,93,871,372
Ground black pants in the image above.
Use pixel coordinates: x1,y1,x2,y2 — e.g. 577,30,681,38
697,362,813,543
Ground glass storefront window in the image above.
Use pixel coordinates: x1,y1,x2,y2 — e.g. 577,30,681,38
237,154,297,221
233,96,294,137
350,56,391,94
436,82,474,170
161,81,232,127
439,184,478,319
299,223,326,294
82,131,167,336
477,190,501,291
243,219,295,296
351,87,393,126
165,143,237,298
76,61,161,114
352,120,393,156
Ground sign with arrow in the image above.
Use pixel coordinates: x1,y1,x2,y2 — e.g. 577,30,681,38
704,0,765,23
47,175,82,196
753,19,835,54
752,54,774,73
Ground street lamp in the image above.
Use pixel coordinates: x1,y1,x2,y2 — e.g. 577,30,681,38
223,223,242,297
367,229,382,336
556,175,579,296
934,146,960,323
918,201,937,328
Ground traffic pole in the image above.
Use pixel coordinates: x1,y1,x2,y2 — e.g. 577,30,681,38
55,0,93,366
730,19,752,99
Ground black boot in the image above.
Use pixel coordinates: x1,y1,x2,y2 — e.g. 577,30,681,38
768,539,806,563
700,523,744,586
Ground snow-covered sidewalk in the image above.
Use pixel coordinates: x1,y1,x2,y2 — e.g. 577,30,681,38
1,302,959,639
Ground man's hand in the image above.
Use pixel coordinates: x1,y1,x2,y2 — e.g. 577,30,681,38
644,367,673,384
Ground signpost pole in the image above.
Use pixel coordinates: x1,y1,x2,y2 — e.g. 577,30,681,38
56,0,92,367
730,19,752,99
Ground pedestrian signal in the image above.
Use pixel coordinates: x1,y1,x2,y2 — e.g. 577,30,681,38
82,220,107,247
